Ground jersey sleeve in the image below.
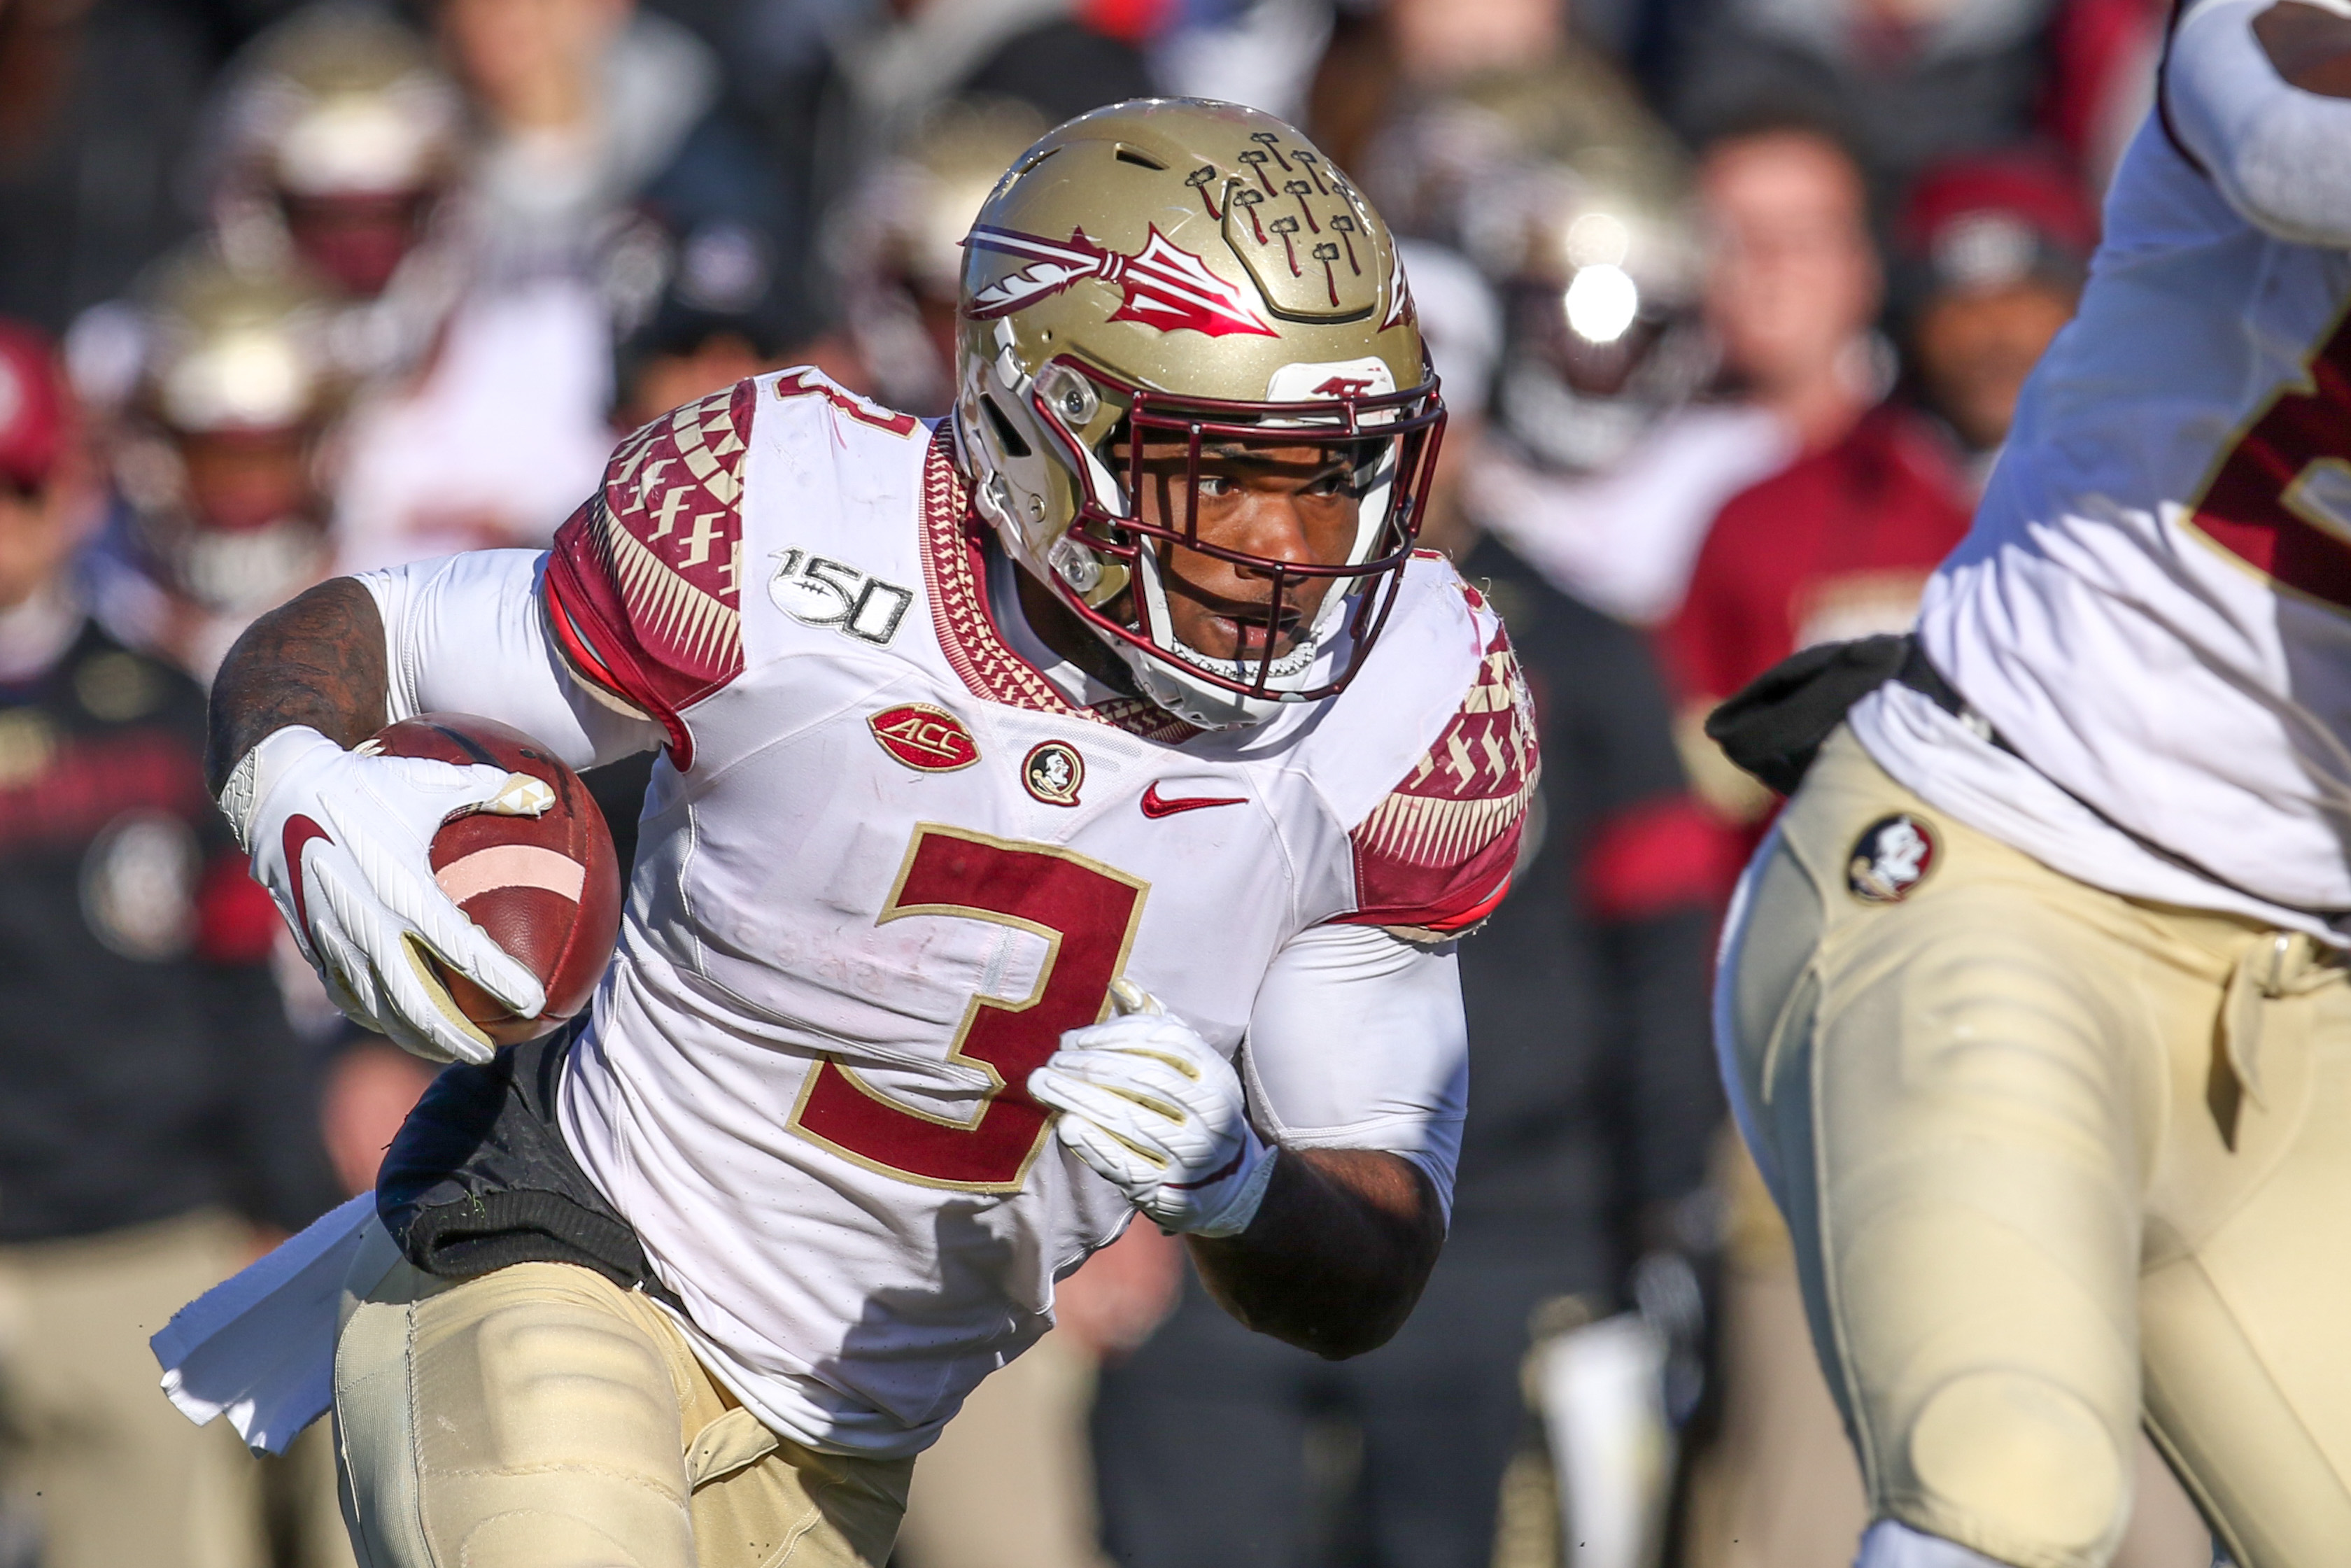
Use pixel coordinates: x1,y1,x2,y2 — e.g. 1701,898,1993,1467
358,548,663,773
1241,923,1468,1222
540,378,756,769
1338,584,1541,939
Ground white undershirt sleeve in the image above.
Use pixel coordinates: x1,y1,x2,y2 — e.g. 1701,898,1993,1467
1240,922,1469,1224
2170,0,2351,246
354,549,664,773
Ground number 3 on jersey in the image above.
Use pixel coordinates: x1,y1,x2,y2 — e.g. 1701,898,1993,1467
786,825,1149,1192
2190,302,2351,609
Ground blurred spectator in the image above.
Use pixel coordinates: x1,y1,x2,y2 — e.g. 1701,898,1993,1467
786,0,1155,333
0,316,343,1568
1897,147,2093,467
1660,146,2089,838
208,3,467,314
818,0,1153,158
1662,0,2049,208
78,246,347,682
826,96,1049,417
1310,0,1576,180
0,0,217,334
1657,0,2166,211
195,2,614,574
1085,257,1722,1568
1464,120,1883,626
609,110,804,423
1151,0,1332,123
2038,0,2166,193
440,0,720,268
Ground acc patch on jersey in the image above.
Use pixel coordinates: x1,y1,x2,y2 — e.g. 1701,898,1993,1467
1847,813,1937,904
1022,740,1084,807
869,705,979,772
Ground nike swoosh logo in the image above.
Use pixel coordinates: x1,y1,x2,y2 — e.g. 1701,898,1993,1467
282,814,334,933
1141,784,1247,819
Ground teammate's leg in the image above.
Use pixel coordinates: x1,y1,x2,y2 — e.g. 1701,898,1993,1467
2135,938,2351,1567
1722,731,2163,1568
334,1252,909,1568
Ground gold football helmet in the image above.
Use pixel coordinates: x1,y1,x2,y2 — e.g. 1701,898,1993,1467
1367,58,1704,474
953,99,1444,729
212,4,463,299
111,247,344,615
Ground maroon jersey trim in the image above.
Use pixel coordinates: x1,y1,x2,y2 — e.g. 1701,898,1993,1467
1339,605,1541,935
542,380,756,769
914,424,1201,745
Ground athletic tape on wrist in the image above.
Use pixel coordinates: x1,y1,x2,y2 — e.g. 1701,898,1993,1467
218,746,265,853
1190,1143,1279,1238
217,726,332,854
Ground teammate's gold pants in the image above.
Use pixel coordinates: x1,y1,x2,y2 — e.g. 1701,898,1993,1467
332,1238,912,1567
1721,728,2351,1568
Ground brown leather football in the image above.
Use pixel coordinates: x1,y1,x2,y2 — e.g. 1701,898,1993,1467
369,713,622,1047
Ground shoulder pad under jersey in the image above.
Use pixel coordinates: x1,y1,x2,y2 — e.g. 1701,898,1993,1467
1334,559,1541,939
542,380,754,768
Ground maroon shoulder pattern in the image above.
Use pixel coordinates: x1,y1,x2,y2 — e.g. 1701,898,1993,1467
544,379,755,768
1341,599,1541,936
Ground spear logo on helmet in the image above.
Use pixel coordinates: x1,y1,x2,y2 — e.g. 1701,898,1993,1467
964,225,1278,339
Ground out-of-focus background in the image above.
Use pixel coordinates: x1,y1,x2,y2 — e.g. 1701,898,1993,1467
0,0,2210,1565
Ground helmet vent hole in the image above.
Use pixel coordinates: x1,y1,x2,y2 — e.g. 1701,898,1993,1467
979,395,1031,459
1113,146,1169,170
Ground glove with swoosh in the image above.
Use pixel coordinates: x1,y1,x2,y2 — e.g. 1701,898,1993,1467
222,725,549,1065
1028,981,1278,1238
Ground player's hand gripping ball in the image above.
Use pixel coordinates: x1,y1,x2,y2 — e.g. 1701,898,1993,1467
227,714,620,1065
1028,982,1278,1238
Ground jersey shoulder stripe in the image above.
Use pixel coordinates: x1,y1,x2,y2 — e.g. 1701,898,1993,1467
543,379,754,767
1339,565,1541,937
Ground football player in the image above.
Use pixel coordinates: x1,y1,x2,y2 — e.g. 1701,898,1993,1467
83,246,346,681
195,100,1532,1566
1716,5,2351,1567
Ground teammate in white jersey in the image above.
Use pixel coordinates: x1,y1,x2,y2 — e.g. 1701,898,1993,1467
197,101,1534,1567
1716,6,2351,1567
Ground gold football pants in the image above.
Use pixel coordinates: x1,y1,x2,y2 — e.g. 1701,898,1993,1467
332,1236,912,1568
1721,727,2351,1568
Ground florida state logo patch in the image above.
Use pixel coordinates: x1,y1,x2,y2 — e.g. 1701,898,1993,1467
1022,740,1085,807
869,705,980,772
1848,813,1937,904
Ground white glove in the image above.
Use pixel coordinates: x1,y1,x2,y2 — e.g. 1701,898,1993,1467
1028,982,1278,1238
223,725,550,1065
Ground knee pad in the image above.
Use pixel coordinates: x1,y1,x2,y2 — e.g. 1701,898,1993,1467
1902,1371,2127,1563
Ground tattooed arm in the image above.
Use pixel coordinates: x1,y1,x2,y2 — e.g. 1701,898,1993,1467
206,578,388,795
211,551,660,795
206,550,660,1064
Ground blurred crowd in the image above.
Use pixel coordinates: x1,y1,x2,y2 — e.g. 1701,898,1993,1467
0,0,2196,1565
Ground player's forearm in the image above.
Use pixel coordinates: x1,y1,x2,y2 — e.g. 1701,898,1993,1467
1188,1145,1443,1359
206,577,390,795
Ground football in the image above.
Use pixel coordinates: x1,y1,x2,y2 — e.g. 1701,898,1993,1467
368,712,622,1047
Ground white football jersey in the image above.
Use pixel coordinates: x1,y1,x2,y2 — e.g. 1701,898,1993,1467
521,369,1534,1455
1853,88,2351,926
